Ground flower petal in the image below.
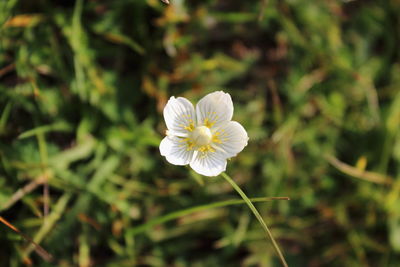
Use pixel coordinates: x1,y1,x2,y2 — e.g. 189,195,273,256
164,96,196,136
160,136,194,165
213,121,248,158
196,91,233,129
190,151,227,176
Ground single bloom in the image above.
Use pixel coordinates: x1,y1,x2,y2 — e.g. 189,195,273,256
160,91,249,176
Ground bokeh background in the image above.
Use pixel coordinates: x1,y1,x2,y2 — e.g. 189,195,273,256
1,0,400,266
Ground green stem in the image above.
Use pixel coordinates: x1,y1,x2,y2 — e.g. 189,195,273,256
221,172,288,267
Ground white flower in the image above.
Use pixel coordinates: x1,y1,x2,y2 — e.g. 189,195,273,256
160,91,249,176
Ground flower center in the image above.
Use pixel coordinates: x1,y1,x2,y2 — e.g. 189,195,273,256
191,126,212,146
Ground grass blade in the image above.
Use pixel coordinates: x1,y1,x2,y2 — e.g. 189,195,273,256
128,196,289,236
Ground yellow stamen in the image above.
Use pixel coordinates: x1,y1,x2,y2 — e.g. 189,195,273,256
203,117,216,128
184,123,194,132
198,145,215,153
186,140,195,151
176,124,228,156
212,131,222,144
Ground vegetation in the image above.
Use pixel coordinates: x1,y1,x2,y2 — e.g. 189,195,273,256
1,0,399,266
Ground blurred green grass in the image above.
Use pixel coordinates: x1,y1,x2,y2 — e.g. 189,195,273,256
1,0,400,266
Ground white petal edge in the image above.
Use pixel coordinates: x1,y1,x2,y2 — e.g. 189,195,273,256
213,121,248,158
196,91,233,129
190,151,227,177
163,96,196,136
160,136,194,166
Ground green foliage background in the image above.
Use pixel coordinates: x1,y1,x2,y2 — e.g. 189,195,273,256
1,0,400,266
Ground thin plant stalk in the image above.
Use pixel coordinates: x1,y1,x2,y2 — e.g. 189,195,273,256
221,172,288,267
0,216,53,262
